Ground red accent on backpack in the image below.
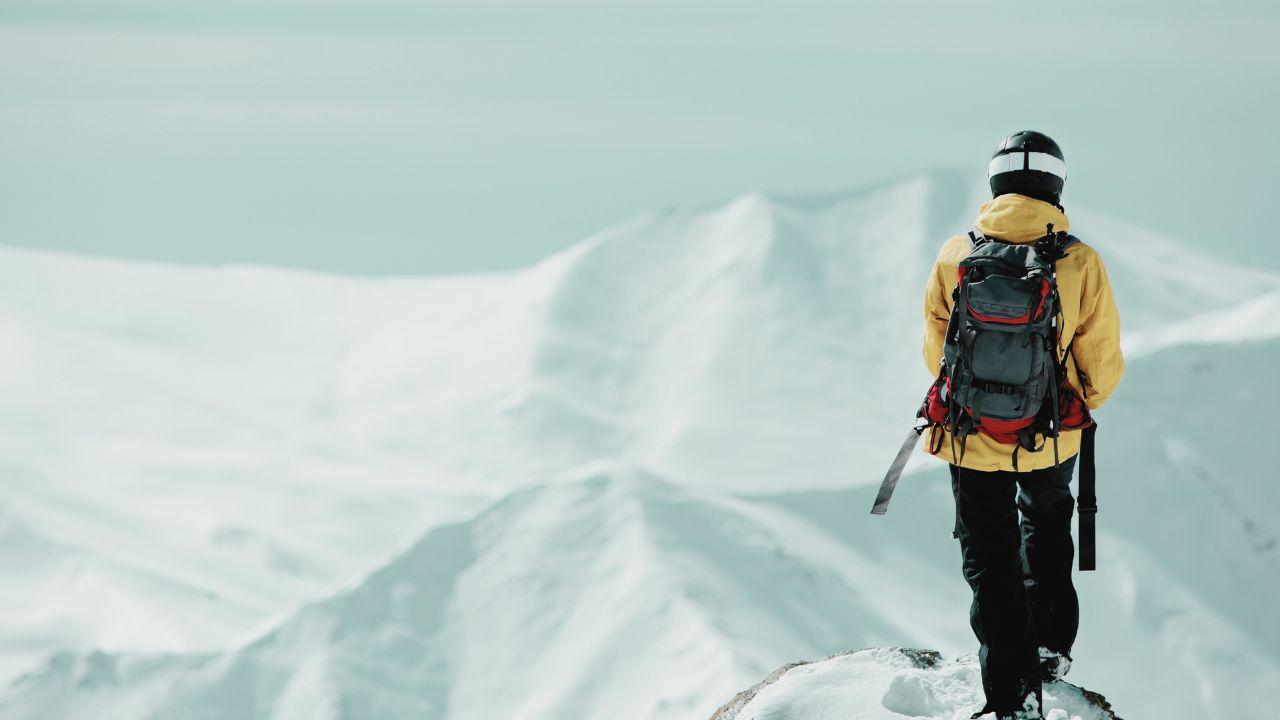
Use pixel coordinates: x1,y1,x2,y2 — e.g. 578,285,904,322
922,377,949,426
974,416,1035,444
1057,376,1094,430
964,278,1051,325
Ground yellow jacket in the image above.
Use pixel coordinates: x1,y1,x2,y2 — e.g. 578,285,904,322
922,194,1124,471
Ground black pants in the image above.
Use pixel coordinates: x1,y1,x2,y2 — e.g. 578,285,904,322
950,458,1079,716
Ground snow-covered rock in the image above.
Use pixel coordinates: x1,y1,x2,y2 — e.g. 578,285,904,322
710,647,1122,720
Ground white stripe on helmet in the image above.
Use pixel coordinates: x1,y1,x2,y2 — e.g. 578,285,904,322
988,151,1067,180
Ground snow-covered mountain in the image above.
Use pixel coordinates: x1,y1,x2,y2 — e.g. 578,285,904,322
2,171,1278,719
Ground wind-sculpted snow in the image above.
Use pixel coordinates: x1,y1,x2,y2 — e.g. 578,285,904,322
1,171,1279,718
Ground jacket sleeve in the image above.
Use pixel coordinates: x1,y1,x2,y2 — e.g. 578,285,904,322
922,249,953,375
1072,250,1125,409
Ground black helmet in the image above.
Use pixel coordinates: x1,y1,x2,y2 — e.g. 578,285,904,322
988,131,1066,205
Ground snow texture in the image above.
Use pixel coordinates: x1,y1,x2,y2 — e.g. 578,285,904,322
1,171,1278,719
710,648,1121,720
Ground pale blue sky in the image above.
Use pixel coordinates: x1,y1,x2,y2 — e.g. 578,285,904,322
2,1,1278,274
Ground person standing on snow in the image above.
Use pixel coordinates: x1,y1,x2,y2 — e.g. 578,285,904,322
920,132,1124,719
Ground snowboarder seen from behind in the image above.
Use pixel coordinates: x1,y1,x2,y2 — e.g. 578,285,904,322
920,131,1125,719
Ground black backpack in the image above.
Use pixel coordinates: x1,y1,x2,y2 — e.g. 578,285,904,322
939,226,1074,466
873,224,1099,571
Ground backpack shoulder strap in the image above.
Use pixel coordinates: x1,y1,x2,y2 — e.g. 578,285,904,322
1034,224,1078,264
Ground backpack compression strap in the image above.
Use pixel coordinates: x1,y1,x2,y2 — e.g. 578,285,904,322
1078,423,1098,571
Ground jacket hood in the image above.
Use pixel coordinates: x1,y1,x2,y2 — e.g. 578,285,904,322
973,194,1069,244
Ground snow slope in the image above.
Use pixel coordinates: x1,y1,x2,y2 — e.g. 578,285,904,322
0,473,977,720
2,171,1278,718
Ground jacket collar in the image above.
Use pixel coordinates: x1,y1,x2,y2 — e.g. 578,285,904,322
973,194,1069,244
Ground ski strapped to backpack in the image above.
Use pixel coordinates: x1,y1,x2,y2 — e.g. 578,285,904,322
872,224,1100,571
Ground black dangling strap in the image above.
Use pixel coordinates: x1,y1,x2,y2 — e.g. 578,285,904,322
951,469,962,539
1017,426,1042,452
1059,337,1075,368
1046,341,1062,467
1077,423,1099,570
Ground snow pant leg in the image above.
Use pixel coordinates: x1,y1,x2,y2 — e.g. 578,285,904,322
1016,457,1079,658
950,464,1042,715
